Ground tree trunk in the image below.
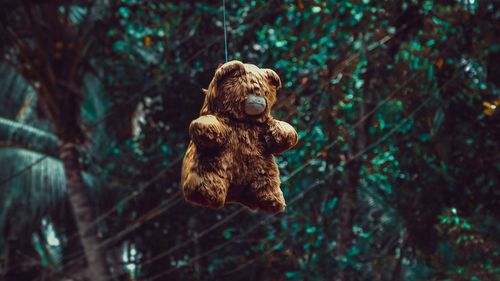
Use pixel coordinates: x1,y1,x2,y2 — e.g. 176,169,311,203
334,59,371,281
334,170,358,281
59,142,109,281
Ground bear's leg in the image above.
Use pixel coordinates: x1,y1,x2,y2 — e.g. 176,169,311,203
183,171,228,209
245,175,286,213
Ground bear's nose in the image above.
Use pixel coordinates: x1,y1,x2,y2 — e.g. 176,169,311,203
244,94,267,115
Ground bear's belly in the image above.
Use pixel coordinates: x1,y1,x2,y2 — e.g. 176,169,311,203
227,129,269,185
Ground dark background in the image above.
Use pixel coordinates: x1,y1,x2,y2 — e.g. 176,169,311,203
0,0,499,280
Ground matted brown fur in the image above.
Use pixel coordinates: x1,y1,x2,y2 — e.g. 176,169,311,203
181,60,298,213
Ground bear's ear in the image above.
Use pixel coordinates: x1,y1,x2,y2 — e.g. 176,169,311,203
263,69,282,90
214,60,245,84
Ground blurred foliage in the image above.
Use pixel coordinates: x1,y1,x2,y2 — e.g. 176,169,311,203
0,0,499,280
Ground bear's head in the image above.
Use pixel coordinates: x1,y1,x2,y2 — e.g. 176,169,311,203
200,60,282,123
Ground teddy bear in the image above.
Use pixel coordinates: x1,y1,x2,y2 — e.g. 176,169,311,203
181,60,298,213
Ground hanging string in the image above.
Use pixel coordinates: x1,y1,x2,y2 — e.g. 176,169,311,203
223,0,228,62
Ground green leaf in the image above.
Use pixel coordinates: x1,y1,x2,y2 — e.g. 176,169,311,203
306,226,317,234
118,6,131,18
326,197,338,210
285,271,299,278
223,228,235,239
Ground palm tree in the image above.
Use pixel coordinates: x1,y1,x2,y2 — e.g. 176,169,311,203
0,64,105,280
0,2,112,279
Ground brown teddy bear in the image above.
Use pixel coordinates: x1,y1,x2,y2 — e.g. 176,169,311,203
181,60,298,213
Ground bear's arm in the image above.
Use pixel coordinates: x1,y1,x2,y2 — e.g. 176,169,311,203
189,115,229,150
264,119,298,155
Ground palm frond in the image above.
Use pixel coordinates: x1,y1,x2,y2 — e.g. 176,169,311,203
0,116,59,157
0,147,99,247
0,148,66,245
0,63,54,132
0,63,30,119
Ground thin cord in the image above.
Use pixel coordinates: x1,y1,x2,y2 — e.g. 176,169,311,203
223,0,228,62
58,157,183,263
146,214,295,281
136,207,244,269
0,155,47,186
62,192,183,269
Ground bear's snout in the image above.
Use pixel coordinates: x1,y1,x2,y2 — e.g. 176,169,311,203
244,94,267,115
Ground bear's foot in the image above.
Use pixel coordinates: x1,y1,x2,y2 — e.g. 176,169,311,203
183,172,228,209
239,186,286,213
255,194,286,213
